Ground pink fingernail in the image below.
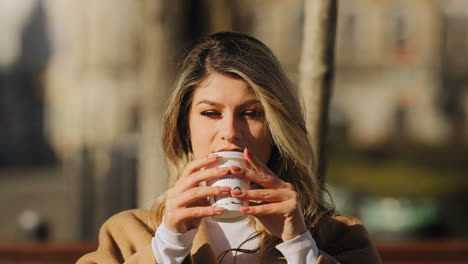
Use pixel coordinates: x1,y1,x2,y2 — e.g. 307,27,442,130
244,148,254,160
240,207,250,213
214,207,225,213
231,189,242,195
231,166,241,172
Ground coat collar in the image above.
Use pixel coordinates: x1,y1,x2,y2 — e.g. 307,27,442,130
190,220,218,264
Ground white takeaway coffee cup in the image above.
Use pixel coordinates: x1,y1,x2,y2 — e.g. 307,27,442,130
204,151,251,222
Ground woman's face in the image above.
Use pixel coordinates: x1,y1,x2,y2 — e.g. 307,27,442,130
189,72,272,163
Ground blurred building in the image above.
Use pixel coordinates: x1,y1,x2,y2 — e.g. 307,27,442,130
0,0,140,241
332,0,468,148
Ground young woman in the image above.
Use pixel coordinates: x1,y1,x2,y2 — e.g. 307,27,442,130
78,32,381,264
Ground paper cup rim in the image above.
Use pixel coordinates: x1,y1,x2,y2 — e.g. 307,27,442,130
213,151,245,159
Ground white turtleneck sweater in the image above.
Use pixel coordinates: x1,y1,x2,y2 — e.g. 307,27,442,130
151,217,319,264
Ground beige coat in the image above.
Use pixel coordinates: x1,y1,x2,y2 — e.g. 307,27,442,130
77,209,381,264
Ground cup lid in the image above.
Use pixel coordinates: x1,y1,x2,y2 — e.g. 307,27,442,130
213,151,245,159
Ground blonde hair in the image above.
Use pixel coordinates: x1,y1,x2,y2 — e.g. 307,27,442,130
152,32,332,256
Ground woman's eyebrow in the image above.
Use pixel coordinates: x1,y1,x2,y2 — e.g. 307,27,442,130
195,99,261,108
195,100,222,107
239,99,261,108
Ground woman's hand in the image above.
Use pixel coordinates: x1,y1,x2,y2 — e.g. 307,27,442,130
230,148,307,242
164,154,232,233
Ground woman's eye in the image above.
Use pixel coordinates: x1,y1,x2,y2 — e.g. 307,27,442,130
201,111,221,118
242,110,264,118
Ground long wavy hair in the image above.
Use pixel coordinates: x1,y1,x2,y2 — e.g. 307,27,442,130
152,31,332,260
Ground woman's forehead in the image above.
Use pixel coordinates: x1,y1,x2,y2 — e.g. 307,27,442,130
192,72,258,101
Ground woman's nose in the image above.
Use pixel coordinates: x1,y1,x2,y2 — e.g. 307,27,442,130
220,116,240,141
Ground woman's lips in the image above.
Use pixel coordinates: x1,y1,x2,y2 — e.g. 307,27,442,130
215,148,243,153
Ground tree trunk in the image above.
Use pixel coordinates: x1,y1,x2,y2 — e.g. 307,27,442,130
299,0,337,183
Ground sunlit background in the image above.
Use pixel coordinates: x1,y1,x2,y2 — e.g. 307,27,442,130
0,0,467,260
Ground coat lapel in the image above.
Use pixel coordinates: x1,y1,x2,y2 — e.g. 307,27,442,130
190,220,218,264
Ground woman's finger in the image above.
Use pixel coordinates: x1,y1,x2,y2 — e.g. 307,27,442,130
175,206,225,220
180,154,220,179
170,186,232,208
244,148,273,175
230,189,295,203
239,200,296,216
230,166,290,190
176,166,231,192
